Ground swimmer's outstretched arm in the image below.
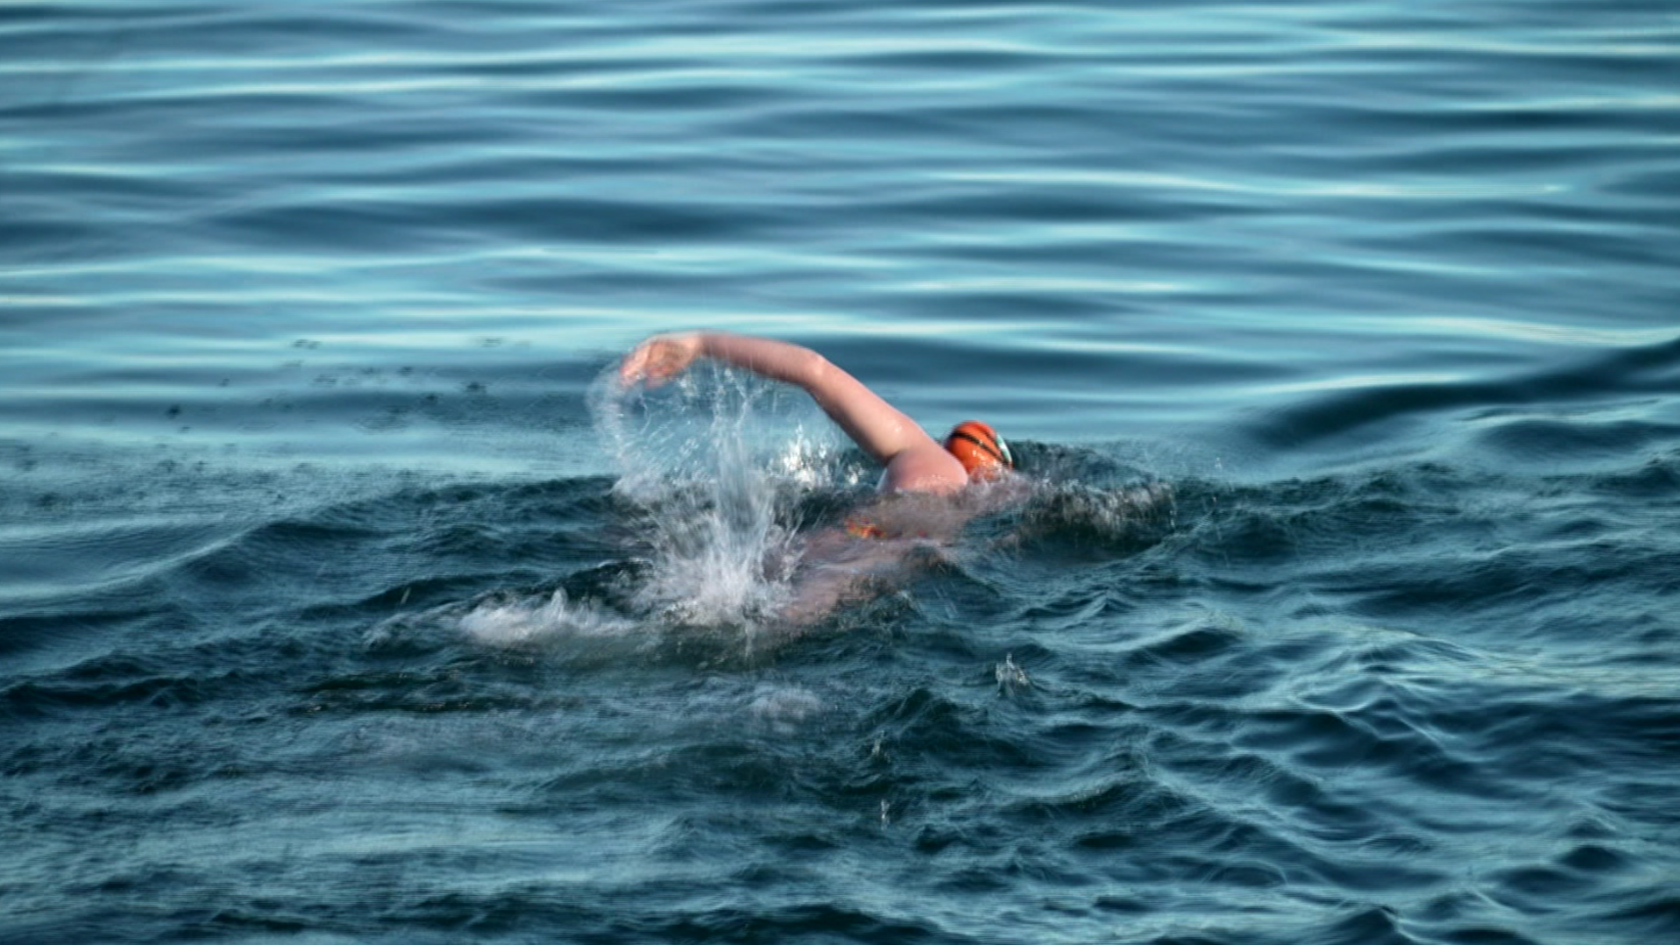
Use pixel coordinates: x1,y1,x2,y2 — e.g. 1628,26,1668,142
620,331,966,491
621,331,924,463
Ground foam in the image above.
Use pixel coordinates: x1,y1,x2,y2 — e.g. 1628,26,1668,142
457,589,636,644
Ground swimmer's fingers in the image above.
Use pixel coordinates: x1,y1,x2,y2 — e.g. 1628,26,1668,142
620,333,702,388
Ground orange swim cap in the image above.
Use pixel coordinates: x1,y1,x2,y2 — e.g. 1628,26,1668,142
944,420,1013,480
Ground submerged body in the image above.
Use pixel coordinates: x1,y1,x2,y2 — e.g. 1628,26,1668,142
778,486,1024,623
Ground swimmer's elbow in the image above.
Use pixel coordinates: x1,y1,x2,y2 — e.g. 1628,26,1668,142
800,348,834,391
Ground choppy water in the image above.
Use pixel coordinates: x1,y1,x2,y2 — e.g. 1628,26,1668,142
3,1,1678,943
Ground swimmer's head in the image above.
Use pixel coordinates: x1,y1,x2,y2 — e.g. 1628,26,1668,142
944,420,1014,481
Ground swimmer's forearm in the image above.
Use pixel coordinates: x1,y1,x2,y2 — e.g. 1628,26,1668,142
694,332,928,465
695,332,828,390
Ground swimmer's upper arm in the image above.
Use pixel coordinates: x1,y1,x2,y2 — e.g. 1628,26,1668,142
628,331,968,490
686,332,940,465
803,356,970,493
803,354,942,466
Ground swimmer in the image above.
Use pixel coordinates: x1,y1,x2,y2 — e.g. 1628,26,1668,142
618,331,1017,622
618,331,1013,491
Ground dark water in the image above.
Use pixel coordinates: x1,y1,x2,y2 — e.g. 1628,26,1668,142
3,1,1678,942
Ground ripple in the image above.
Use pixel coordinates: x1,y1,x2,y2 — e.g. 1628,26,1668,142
4,0,1680,941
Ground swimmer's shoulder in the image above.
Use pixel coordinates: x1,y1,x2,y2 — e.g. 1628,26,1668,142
878,444,968,495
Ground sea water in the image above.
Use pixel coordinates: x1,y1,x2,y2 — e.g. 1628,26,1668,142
2,1,1677,943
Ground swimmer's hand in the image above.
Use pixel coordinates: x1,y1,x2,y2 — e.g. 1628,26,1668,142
619,333,702,388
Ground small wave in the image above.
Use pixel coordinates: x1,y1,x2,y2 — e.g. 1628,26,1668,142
457,589,636,645
1250,335,1680,450
1011,479,1177,552
365,585,641,652
747,684,824,734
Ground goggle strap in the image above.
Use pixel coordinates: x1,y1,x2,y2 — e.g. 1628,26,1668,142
949,430,1011,467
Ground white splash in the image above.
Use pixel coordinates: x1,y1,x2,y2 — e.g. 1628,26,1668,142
996,652,1031,692
748,684,824,729
457,589,636,645
588,361,835,631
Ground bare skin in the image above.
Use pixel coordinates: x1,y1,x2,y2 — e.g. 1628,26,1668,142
619,332,972,494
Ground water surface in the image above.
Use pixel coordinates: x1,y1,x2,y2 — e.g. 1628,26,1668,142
3,1,1677,943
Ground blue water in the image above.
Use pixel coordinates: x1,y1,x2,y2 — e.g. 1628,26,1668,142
3,1,1678,942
